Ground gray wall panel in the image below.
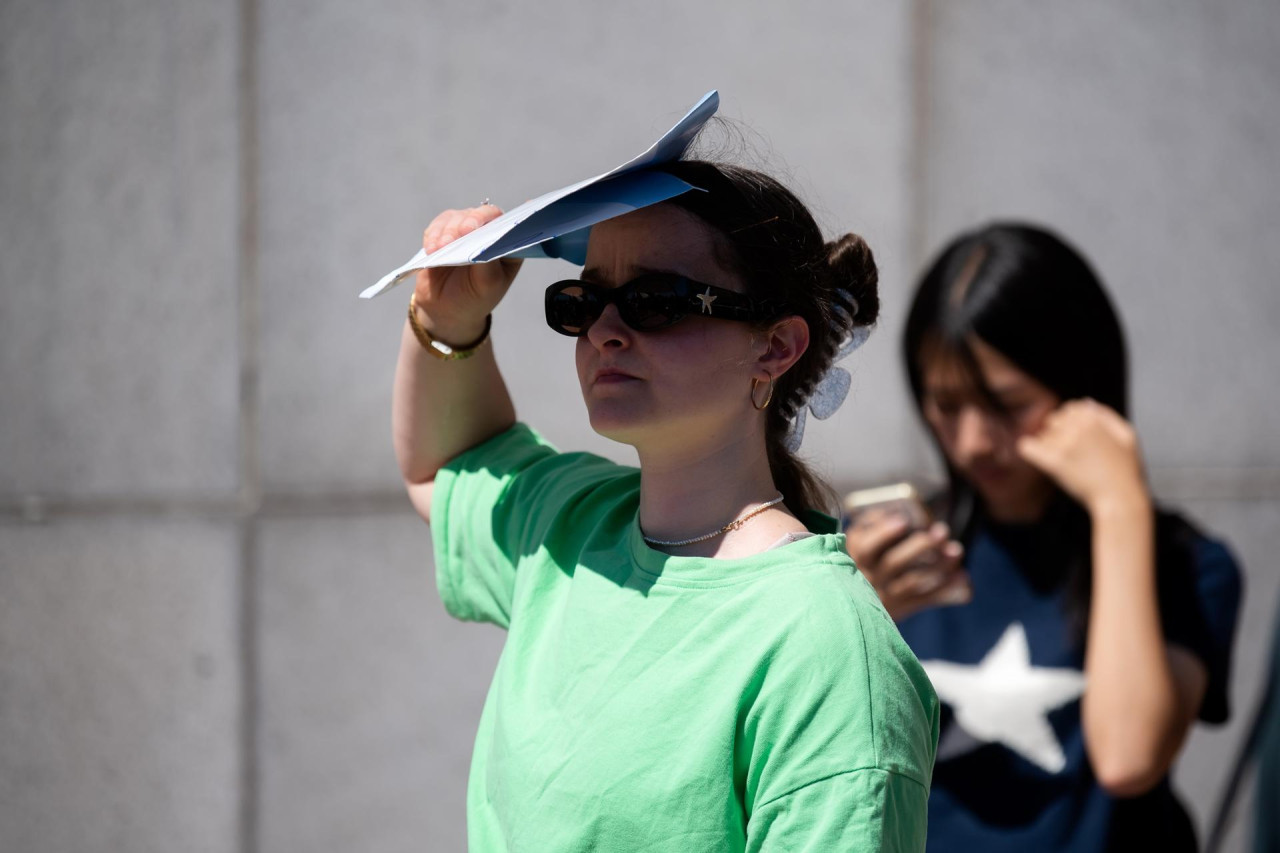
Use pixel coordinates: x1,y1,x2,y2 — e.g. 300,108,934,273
257,0,918,494
0,518,241,853
257,513,503,853
0,0,241,498
922,1,1280,471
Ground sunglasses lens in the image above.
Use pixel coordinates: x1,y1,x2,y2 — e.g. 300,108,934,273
621,279,685,330
547,284,600,336
545,276,720,336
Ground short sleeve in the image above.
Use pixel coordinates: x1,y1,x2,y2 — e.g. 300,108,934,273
747,768,929,853
742,572,937,852
430,423,634,628
1155,513,1244,724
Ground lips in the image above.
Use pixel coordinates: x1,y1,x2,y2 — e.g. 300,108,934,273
592,367,640,385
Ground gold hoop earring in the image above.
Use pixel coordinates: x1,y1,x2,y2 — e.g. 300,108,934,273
751,374,775,410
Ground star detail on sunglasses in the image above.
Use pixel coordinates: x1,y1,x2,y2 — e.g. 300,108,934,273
697,287,718,315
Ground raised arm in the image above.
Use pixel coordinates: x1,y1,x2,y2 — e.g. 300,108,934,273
1018,399,1207,796
392,205,522,523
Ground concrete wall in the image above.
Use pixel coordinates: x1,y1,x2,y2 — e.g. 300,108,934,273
2,1,1275,850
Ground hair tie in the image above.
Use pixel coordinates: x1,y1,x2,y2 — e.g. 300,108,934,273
833,287,860,321
784,324,873,451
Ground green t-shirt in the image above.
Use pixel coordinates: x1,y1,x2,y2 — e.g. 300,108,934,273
432,424,939,852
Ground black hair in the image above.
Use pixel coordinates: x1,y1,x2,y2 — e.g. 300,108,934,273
657,160,879,517
904,223,1127,420
903,222,1162,639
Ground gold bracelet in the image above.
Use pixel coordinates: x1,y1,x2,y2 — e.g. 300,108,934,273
408,293,491,360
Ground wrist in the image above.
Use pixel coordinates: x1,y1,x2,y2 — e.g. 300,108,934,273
411,297,489,345
408,293,491,360
1086,483,1152,522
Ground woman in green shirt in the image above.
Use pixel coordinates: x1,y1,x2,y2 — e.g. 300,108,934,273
393,160,938,851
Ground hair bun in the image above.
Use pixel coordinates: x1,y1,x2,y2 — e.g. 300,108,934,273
825,233,879,327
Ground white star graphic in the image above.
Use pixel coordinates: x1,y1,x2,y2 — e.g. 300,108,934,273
921,622,1086,774
696,287,717,314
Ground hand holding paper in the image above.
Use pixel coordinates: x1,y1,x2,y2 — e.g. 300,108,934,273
411,205,523,344
361,91,720,299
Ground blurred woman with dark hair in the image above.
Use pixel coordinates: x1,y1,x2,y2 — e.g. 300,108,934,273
847,223,1242,851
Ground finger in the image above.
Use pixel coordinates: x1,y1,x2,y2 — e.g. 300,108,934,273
1039,404,1065,427
928,572,974,607
422,209,460,254
884,543,963,594
474,203,505,226
452,205,504,241
1037,405,1072,436
434,209,472,251
1096,404,1137,446
1016,433,1057,471
426,207,493,254
1044,400,1095,437
880,525,951,579
1061,398,1094,418
888,567,971,610
846,515,912,566
885,565,940,599
886,568,943,600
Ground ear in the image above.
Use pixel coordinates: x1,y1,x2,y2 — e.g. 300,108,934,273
752,316,810,380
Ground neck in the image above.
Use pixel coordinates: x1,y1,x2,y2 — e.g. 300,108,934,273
635,428,794,556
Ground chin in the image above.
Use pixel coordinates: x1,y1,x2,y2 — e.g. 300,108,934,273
585,402,650,446
975,477,1056,520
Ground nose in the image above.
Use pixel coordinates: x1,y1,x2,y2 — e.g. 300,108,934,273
953,405,998,463
584,302,631,350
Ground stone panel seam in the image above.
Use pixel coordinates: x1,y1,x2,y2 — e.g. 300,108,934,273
907,0,932,274
905,0,934,476
236,0,261,847
5,467,1280,525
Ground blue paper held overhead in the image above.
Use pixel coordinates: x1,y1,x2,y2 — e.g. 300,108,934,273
360,90,719,299
475,170,699,263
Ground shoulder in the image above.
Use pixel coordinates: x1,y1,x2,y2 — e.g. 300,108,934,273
749,547,912,657
1154,508,1243,593
444,422,639,502
1153,508,1245,723
747,548,940,783
434,423,641,566
747,547,892,644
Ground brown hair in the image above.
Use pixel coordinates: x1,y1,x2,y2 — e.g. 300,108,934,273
657,161,879,516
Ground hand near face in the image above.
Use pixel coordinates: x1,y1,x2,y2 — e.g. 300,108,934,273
1015,399,1149,514
414,205,523,340
845,511,971,622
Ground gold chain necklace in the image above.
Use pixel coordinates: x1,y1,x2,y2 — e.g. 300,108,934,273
641,494,786,547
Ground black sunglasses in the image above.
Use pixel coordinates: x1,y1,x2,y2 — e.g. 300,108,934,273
544,273,786,337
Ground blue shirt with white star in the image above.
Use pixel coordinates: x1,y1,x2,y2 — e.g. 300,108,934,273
896,510,1241,853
